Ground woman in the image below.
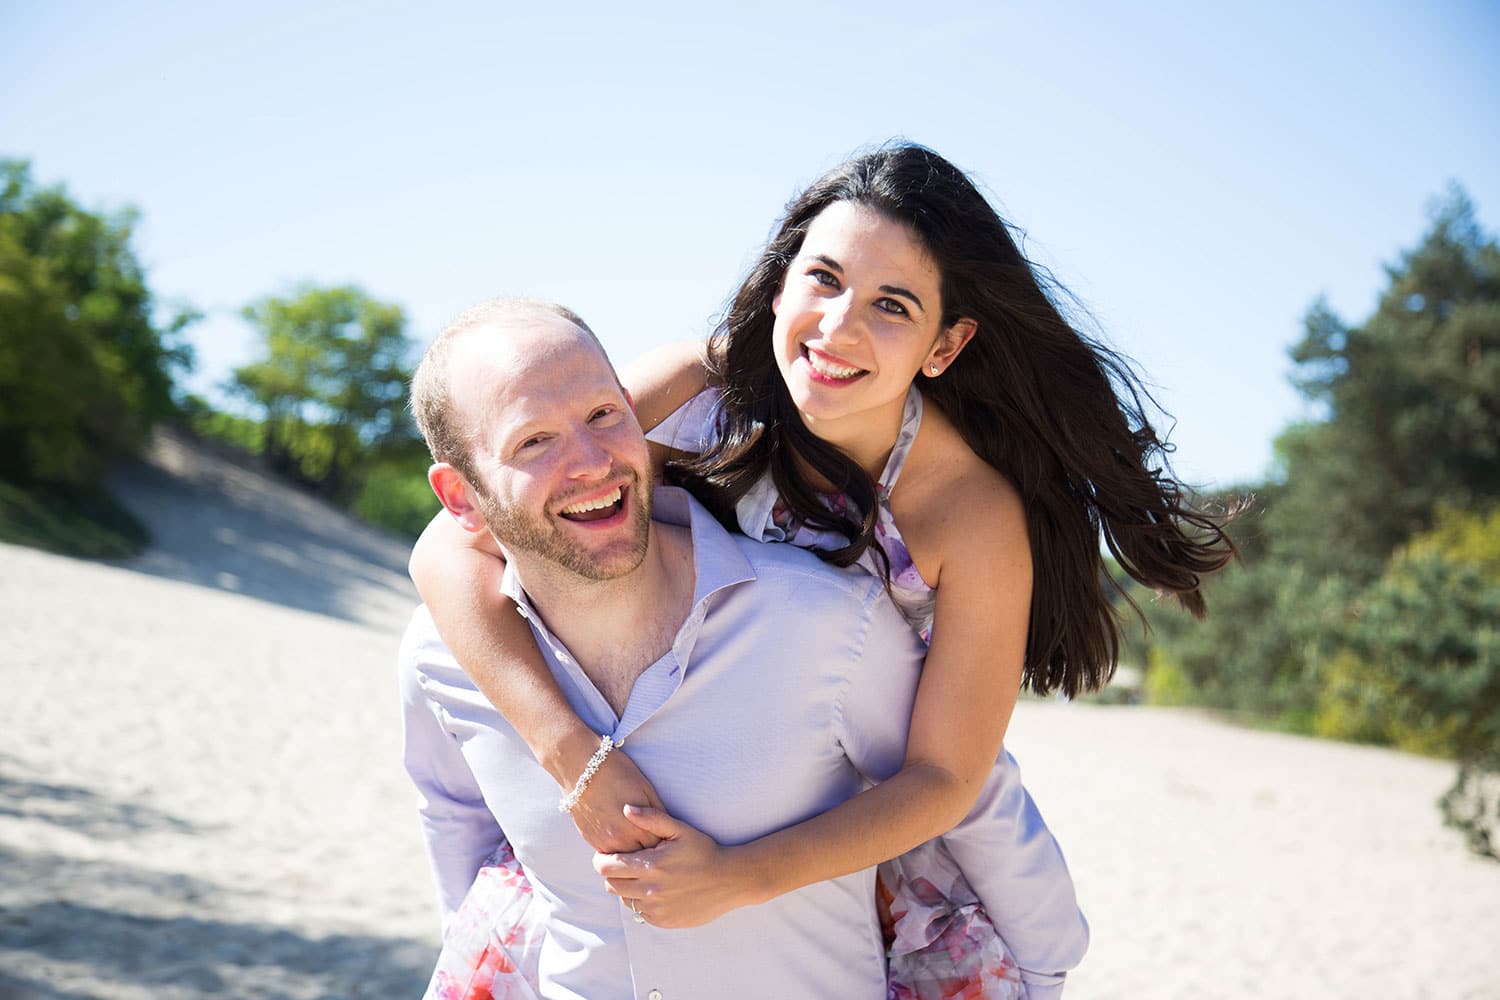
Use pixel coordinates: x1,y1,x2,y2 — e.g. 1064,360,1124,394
414,142,1235,999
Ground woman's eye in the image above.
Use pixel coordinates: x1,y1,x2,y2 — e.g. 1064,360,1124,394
876,297,909,316
809,268,839,288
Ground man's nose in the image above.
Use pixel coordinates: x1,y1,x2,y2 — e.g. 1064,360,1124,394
564,429,614,479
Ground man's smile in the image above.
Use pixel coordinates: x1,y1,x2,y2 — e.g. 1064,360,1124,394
557,484,627,524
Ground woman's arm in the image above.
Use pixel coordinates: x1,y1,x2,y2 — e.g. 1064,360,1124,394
617,338,711,433
408,514,666,852
595,473,1032,926
407,339,711,853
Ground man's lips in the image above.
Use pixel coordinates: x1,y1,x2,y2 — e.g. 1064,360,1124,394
556,484,627,523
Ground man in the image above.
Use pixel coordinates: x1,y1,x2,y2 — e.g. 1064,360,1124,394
399,298,1085,999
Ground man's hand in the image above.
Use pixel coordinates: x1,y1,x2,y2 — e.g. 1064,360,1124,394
593,805,763,928
568,750,666,853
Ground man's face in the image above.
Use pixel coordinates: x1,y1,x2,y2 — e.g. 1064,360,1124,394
453,318,653,582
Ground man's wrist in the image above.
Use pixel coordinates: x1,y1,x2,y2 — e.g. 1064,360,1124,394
536,723,609,790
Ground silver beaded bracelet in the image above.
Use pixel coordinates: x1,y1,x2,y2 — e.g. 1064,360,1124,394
558,734,617,813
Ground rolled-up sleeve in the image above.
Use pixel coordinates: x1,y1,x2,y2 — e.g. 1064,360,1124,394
943,749,1090,996
397,609,505,929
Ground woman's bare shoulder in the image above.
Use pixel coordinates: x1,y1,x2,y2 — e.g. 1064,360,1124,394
894,401,1026,574
906,402,1019,504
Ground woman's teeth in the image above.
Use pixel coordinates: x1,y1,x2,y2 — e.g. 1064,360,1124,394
807,351,864,380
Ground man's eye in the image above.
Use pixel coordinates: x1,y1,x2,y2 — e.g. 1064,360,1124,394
518,436,546,450
590,406,619,422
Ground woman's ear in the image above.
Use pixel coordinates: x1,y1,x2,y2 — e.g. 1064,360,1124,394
926,318,978,376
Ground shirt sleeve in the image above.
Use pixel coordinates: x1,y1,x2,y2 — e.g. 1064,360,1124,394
942,749,1090,991
829,577,925,785
833,584,1089,991
397,608,506,931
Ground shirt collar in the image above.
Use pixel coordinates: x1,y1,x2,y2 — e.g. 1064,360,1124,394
498,486,756,648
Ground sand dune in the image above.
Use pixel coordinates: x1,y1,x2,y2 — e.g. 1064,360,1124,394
2,432,1496,999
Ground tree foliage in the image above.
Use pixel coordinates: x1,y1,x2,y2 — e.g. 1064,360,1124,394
0,160,191,486
231,285,417,499
1142,187,1500,859
221,284,437,536
1271,187,1500,582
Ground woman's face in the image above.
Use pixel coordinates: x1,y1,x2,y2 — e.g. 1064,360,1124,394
772,201,971,457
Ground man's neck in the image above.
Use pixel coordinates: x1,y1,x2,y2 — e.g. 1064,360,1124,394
514,522,697,715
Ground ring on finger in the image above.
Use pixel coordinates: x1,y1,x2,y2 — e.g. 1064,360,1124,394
629,898,645,924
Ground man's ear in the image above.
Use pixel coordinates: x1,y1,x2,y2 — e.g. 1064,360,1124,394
623,387,636,413
428,463,488,533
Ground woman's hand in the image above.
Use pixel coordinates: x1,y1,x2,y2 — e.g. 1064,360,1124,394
593,805,763,928
569,752,668,854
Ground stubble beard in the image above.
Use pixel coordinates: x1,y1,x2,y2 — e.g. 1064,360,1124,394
476,472,652,582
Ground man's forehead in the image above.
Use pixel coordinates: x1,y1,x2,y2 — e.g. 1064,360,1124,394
451,316,611,380
450,320,620,428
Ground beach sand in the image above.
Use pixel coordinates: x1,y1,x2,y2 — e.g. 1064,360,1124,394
2,431,1496,999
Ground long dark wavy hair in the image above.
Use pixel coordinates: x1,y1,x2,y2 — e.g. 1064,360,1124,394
672,142,1236,697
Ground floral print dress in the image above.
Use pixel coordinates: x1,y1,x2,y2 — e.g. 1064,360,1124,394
423,387,1026,1000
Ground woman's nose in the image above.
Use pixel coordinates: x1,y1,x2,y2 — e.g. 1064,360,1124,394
818,293,858,341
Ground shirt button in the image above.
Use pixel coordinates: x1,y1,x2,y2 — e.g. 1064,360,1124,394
647,991,663,1000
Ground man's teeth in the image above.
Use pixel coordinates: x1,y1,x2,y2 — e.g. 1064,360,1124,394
561,487,622,515
807,352,863,380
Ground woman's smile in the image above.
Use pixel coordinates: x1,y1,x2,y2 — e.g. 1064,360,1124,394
800,344,869,384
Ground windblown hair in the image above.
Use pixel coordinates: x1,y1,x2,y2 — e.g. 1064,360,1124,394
673,143,1237,697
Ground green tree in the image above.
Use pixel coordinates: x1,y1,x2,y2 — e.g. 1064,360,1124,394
1273,186,1500,582
1139,187,1499,859
1315,507,1500,859
0,160,192,486
232,285,416,499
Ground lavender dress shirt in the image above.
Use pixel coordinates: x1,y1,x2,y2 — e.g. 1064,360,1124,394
399,488,1084,1000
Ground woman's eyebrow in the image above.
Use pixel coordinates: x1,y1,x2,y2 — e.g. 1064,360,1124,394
806,253,925,312
879,284,924,313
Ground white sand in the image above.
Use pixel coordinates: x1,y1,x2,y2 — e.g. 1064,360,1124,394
2,431,1496,999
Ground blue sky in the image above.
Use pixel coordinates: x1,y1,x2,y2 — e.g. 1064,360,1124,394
5,1,1497,487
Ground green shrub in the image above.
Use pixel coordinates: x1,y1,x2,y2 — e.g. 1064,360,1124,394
1314,651,1400,745
351,457,439,539
1151,561,1351,723
0,478,149,559
1333,511,1500,858
1143,648,1195,707
182,396,265,454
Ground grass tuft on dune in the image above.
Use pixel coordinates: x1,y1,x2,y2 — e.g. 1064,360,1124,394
0,478,150,559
